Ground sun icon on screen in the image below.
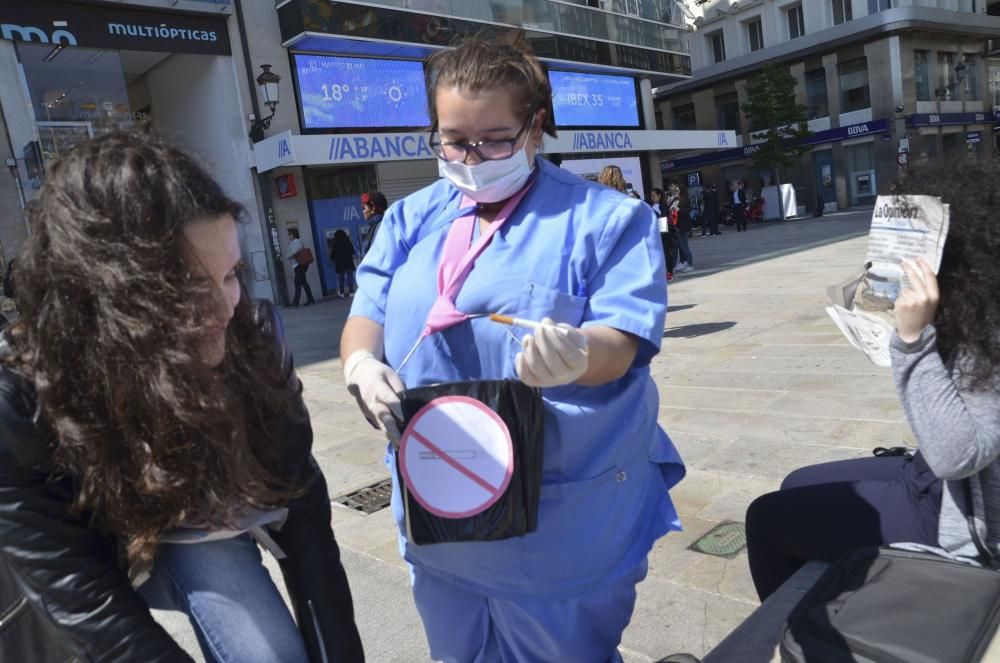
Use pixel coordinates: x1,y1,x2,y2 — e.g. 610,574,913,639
385,80,406,108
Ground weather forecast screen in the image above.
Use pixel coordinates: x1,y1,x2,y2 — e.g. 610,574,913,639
294,55,430,129
548,70,639,127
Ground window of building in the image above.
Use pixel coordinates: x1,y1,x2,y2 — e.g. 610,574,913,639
838,57,871,112
786,4,805,39
962,54,979,101
914,50,931,101
805,68,829,119
938,52,956,101
15,43,146,170
746,18,764,52
832,0,853,24
672,102,697,130
868,0,891,12
988,57,1000,107
715,92,741,132
708,31,726,63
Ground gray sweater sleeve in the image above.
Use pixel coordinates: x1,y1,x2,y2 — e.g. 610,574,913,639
891,325,1000,480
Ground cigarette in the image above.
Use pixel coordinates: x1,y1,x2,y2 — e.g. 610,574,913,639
489,313,548,330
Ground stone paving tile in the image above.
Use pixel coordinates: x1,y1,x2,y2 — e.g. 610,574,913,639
695,475,784,523
647,516,722,582
762,391,904,424
661,407,852,445
699,438,869,480
699,355,834,374
674,552,759,605
661,385,788,412
660,370,805,392
668,432,739,467
620,577,757,661
785,372,894,396
329,506,399,554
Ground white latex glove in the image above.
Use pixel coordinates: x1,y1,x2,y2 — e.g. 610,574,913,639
515,318,589,388
343,350,405,443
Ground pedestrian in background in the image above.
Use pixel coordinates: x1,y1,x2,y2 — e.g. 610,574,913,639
702,184,720,236
330,228,357,298
0,131,363,663
597,164,627,192
652,187,677,281
675,204,694,273
361,190,388,256
732,180,748,232
287,227,316,307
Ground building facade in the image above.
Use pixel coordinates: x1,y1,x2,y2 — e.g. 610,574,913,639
0,0,703,303
658,0,1000,212
254,0,694,298
0,0,283,301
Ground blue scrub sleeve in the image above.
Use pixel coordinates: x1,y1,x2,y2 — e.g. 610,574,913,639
350,204,409,326
581,199,666,365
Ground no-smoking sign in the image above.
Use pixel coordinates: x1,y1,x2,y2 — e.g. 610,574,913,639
399,396,514,519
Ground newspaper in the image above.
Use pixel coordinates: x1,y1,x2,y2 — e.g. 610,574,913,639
826,195,949,367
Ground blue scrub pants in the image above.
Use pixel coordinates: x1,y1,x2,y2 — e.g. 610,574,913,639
411,558,647,663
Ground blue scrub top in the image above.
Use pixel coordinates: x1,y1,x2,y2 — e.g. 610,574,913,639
350,157,685,600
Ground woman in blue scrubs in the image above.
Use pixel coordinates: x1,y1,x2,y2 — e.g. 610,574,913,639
340,35,685,662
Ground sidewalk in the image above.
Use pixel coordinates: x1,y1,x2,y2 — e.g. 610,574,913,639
158,208,913,661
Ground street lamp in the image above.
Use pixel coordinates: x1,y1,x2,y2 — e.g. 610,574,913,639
249,64,281,142
934,60,967,99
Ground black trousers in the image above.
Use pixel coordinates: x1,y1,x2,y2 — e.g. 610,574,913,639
660,232,676,274
292,264,315,305
734,204,747,231
745,453,941,601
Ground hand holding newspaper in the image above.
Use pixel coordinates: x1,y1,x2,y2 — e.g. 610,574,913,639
826,195,949,367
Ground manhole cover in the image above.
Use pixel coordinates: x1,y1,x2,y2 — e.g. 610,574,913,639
689,521,747,558
333,478,393,514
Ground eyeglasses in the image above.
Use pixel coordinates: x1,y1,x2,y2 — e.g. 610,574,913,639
429,120,531,163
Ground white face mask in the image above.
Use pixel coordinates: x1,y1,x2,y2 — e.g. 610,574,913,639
438,143,535,204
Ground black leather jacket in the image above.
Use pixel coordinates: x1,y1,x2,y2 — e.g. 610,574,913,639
0,301,364,662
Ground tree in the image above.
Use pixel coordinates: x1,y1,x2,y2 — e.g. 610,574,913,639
741,65,812,218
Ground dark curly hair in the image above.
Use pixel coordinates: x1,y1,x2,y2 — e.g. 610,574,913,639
8,131,298,568
891,157,1000,389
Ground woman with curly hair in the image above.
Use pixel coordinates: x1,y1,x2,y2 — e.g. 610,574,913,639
745,158,1000,600
597,164,627,192
0,132,363,662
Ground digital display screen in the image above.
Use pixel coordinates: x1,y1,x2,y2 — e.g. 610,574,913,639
548,70,639,127
294,54,430,129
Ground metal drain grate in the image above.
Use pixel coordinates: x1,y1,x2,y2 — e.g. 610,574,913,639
333,478,393,514
689,521,747,558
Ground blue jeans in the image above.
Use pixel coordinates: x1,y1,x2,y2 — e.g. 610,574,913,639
337,270,356,293
139,535,309,663
677,231,693,267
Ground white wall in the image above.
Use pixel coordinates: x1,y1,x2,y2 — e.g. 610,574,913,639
240,0,321,301
146,52,272,301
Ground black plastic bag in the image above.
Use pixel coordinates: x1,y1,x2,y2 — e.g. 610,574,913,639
396,379,544,545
